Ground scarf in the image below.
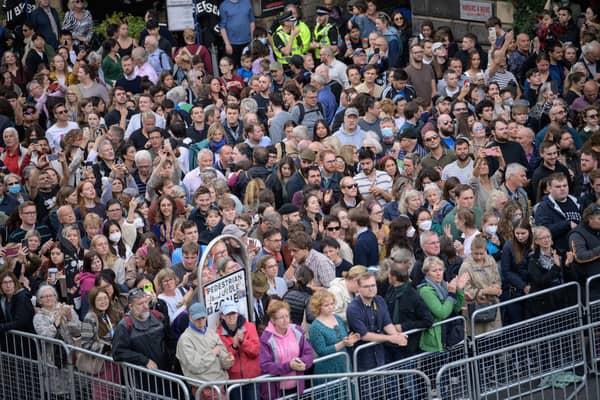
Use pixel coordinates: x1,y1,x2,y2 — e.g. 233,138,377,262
539,252,554,271
209,138,227,154
425,276,453,303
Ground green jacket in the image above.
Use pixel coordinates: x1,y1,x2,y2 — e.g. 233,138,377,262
442,207,482,240
417,284,464,352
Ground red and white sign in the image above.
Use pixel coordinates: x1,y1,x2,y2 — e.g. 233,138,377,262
460,0,493,22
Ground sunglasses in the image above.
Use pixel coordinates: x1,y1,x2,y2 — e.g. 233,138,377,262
425,136,439,142
326,226,341,231
55,109,67,115
344,184,358,189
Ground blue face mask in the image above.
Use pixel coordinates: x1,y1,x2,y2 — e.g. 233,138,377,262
8,184,20,195
259,37,268,45
381,127,394,138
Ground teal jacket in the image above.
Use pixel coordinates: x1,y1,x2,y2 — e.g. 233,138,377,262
417,284,464,352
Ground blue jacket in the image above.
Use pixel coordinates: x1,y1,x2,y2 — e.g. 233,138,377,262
353,229,379,267
28,7,60,48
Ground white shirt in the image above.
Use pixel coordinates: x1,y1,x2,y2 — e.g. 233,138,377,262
442,159,474,184
45,121,80,152
124,112,166,140
328,59,349,88
183,167,226,195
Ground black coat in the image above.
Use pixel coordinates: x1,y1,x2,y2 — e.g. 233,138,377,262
384,283,433,357
0,289,36,357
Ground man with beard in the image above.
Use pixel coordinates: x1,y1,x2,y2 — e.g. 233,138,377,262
353,148,393,205
405,43,436,107
115,56,142,95
484,119,528,176
104,87,135,129
286,149,317,197
441,137,473,184
436,113,456,149
531,141,573,204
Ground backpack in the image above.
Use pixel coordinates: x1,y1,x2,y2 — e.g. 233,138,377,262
297,102,324,125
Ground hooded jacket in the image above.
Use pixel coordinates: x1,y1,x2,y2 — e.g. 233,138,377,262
534,194,580,252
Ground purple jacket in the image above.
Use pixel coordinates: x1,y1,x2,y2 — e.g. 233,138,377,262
259,322,314,399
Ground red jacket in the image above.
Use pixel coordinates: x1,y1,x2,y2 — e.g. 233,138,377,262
217,319,261,379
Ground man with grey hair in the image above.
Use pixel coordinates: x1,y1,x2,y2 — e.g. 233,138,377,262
319,46,349,89
291,84,324,136
0,173,20,215
133,150,153,196
131,46,158,84
499,163,530,217
1,128,27,174
312,73,336,125
183,149,225,195
580,40,600,81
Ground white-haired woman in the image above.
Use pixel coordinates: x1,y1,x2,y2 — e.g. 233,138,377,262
34,285,81,394
62,0,93,47
423,183,453,226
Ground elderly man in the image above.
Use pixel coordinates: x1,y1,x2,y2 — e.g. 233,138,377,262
113,289,176,375
499,163,530,217
579,40,600,81
571,80,600,115
536,103,584,149
183,149,225,195
1,128,27,174
333,107,366,148
319,45,348,88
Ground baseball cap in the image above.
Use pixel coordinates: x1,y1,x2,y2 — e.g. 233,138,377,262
344,107,359,117
220,300,238,315
300,148,316,161
189,303,208,320
352,48,366,57
435,96,452,106
432,42,444,52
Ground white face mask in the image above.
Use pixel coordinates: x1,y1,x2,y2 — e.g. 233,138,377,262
484,225,498,235
134,217,145,228
109,232,122,243
407,226,416,238
418,220,433,231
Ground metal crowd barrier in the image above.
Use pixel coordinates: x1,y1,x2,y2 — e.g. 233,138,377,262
586,274,600,375
191,369,433,400
352,316,468,399
470,281,582,354
437,323,591,399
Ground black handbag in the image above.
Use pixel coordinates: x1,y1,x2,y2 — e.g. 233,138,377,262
468,302,497,323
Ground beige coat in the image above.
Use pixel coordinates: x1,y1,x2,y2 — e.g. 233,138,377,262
458,254,503,335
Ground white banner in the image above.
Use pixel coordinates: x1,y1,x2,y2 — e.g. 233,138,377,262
166,0,196,32
203,269,249,329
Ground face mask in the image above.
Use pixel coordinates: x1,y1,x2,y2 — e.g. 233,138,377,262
8,183,20,194
259,37,268,45
512,215,522,224
109,232,122,243
503,98,514,107
418,220,433,231
407,227,416,238
381,127,394,138
485,225,498,235
134,217,145,228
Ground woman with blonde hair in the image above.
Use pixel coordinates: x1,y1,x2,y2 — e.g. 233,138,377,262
173,28,212,75
90,235,126,286
49,54,76,92
155,268,188,323
339,144,359,175
458,236,502,335
243,178,266,217
62,0,93,47
328,265,367,321
397,189,422,220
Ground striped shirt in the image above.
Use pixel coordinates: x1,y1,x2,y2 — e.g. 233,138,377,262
353,170,393,206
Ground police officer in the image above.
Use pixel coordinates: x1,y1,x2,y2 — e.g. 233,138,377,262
273,12,304,67
285,4,311,54
311,6,340,59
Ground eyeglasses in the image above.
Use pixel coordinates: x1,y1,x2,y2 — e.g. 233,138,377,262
424,135,439,142
326,226,341,231
537,235,552,241
21,211,36,216
40,294,56,299
344,184,358,189
588,114,599,119
1,280,14,285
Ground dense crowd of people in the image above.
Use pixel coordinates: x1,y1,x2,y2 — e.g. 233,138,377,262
1,0,600,398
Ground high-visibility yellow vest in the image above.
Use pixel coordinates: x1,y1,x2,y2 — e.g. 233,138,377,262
272,28,304,65
313,22,334,59
296,21,311,53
